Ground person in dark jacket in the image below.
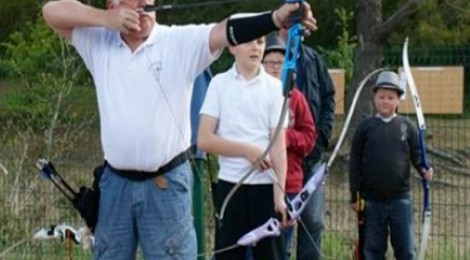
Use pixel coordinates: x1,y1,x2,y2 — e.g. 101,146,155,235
279,28,336,260
349,71,433,260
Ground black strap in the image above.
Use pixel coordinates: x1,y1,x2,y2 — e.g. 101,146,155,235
107,148,191,181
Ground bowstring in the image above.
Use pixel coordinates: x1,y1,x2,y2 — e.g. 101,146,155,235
144,50,221,258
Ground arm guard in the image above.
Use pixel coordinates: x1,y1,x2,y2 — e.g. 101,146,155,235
226,11,277,46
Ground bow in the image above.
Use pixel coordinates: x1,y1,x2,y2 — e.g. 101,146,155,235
402,37,431,260
289,68,384,235
218,0,305,222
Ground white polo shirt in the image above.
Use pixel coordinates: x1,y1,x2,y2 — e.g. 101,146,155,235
72,24,219,171
200,65,286,184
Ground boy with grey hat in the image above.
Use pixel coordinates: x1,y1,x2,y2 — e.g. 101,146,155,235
349,71,433,259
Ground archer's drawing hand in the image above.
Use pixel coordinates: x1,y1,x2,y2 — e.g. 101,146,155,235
422,167,433,181
244,145,273,171
274,2,317,31
105,7,141,34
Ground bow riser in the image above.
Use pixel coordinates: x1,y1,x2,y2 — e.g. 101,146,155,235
281,23,303,97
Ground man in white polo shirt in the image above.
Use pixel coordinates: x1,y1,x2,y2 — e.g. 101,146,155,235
42,0,317,259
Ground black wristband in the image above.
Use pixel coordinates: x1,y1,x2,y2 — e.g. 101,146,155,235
226,11,278,46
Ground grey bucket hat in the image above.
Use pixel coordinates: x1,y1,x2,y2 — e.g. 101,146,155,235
264,34,286,55
373,71,404,96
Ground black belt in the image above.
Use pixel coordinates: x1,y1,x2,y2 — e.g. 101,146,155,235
106,148,191,181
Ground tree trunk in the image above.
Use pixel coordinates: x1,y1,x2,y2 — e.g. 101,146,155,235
345,0,422,145
345,0,384,145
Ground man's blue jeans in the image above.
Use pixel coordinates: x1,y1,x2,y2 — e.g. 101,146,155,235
364,194,414,260
93,162,196,260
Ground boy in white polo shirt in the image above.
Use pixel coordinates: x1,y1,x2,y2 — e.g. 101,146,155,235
42,0,316,258
198,37,288,259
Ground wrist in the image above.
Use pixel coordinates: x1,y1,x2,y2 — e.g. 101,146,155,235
274,195,286,208
272,10,282,29
101,9,114,29
273,187,285,201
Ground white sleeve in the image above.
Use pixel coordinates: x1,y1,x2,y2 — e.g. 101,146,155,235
169,24,221,81
71,27,107,74
199,75,222,119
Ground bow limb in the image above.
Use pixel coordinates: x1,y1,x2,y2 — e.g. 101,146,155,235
403,37,431,260
327,68,384,168
288,68,383,221
197,217,282,258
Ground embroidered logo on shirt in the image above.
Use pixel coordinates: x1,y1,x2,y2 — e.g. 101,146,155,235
148,61,162,81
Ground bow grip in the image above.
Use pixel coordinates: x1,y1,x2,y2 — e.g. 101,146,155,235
236,218,281,246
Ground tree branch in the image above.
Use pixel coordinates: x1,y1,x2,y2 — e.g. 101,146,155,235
374,0,422,43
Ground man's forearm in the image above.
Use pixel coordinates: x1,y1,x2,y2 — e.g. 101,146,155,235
198,132,255,159
43,0,108,31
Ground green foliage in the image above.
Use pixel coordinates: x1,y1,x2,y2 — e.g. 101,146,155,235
0,77,96,130
388,0,470,47
0,0,40,55
304,0,356,48
318,8,357,84
0,15,95,132
1,17,87,86
0,83,52,128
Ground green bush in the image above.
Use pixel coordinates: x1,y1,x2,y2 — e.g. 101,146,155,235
0,15,95,131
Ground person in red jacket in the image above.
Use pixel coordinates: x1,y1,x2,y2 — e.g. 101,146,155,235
262,33,317,260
